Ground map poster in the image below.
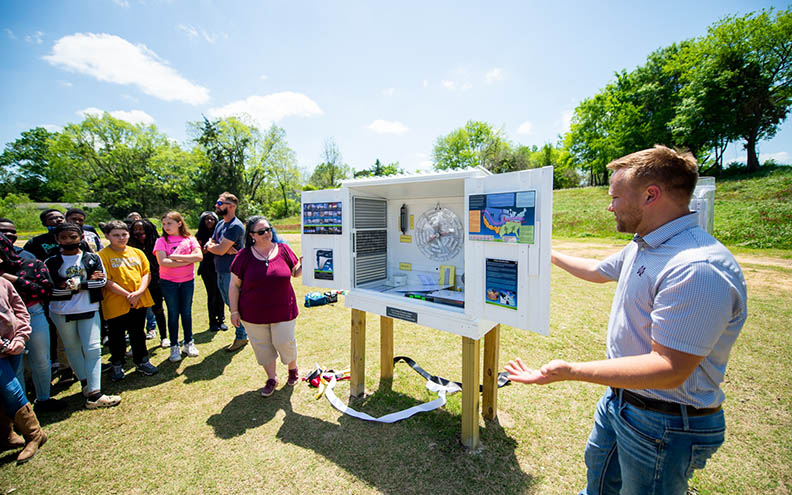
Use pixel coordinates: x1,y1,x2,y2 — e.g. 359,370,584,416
468,190,536,244
314,248,334,280
303,202,342,235
485,258,518,310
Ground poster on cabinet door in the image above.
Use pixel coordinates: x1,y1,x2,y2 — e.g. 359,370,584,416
303,202,343,234
469,190,535,244
313,248,334,280
485,258,518,310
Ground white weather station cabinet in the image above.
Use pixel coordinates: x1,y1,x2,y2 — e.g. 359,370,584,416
301,166,553,449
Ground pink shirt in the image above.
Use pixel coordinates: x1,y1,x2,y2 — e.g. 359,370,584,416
153,236,199,283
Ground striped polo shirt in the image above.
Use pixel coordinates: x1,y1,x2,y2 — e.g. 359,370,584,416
597,213,747,408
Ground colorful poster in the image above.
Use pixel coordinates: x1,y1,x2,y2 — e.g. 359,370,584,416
485,258,518,310
303,202,342,235
314,248,334,280
468,190,536,244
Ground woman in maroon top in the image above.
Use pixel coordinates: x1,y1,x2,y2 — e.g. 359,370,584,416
229,216,302,397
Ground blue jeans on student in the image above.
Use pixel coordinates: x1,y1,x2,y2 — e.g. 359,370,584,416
580,387,726,495
0,354,27,418
217,271,246,340
160,279,195,346
145,308,156,330
50,312,102,394
16,303,52,401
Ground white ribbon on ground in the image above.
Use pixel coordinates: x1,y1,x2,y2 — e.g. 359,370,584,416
323,376,461,423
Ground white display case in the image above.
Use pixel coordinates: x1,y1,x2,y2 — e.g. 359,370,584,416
301,166,554,340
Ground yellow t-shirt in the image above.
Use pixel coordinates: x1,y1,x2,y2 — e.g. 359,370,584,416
98,245,154,320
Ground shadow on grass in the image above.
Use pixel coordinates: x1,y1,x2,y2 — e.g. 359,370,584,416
180,344,238,384
207,383,534,494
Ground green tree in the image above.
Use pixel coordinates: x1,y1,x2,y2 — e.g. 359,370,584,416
432,121,507,170
255,125,300,218
353,158,404,178
672,8,792,172
0,127,62,200
49,113,195,217
310,138,351,188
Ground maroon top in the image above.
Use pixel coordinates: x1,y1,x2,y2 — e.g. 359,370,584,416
230,243,299,325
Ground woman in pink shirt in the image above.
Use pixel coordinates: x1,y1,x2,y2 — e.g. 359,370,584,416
154,212,202,362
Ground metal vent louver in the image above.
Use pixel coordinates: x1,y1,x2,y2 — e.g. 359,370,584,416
353,198,387,229
352,197,387,285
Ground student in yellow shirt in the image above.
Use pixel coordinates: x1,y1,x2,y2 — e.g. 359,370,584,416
98,220,158,381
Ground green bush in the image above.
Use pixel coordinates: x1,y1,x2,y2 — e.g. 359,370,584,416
0,194,41,232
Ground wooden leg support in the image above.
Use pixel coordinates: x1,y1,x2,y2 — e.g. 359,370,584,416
461,336,481,450
380,316,394,380
482,324,501,421
350,309,366,397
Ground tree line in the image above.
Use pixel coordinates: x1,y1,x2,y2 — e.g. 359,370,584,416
1,8,789,222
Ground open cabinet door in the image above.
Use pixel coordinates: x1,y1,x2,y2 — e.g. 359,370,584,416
464,166,553,335
301,189,351,291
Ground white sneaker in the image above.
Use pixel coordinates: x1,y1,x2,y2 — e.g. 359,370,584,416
146,329,156,340
86,394,121,409
183,341,199,358
169,345,182,362
161,338,171,349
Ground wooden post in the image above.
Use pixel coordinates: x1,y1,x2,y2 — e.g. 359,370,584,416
380,316,394,380
350,309,366,397
482,324,500,421
461,336,481,450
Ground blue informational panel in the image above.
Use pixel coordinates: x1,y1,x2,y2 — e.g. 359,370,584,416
314,248,334,280
303,202,343,234
485,258,518,310
468,190,536,244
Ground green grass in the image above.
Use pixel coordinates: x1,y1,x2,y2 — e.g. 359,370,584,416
2,234,790,494
553,166,792,249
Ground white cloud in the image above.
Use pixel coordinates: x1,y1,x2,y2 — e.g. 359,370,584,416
77,107,155,125
58,80,72,88
25,31,44,44
113,0,130,7
382,87,395,97
367,119,408,135
43,33,209,105
176,23,220,44
5,29,16,40
517,121,533,136
485,68,503,84
41,124,62,133
208,92,323,128
441,79,472,92
260,74,268,80
560,109,574,133
761,151,790,163
422,80,429,88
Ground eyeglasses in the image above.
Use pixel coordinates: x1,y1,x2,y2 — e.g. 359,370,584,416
252,227,272,235
216,200,233,207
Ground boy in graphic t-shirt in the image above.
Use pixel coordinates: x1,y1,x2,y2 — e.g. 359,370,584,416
98,220,158,381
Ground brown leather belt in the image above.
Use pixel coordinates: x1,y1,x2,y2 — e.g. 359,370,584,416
614,388,722,417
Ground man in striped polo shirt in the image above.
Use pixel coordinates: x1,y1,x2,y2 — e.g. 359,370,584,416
506,145,747,495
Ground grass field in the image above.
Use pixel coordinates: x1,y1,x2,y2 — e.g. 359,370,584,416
2,233,790,495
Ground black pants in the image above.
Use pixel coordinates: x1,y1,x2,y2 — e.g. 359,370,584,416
148,284,168,339
107,307,148,365
201,271,225,326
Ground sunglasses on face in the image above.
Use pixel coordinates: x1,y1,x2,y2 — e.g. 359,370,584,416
216,201,233,206
252,227,272,235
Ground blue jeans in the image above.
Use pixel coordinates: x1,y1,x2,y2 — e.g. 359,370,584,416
160,279,195,345
0,354,27,417
146,308,156,330
16,303,51,401
580,388,726,495
217,271,246,340
50,312,102,394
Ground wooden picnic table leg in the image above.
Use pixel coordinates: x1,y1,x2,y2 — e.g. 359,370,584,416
461,336,481,450
350,309,366,397
380,316,394,380
482,324,501,420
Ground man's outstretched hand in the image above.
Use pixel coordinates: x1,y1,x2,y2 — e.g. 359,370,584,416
505,358,570,385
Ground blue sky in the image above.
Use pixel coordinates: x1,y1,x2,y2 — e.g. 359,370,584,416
1,1,789,175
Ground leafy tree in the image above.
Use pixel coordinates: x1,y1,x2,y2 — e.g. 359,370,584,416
353,158,404,178
49,113,195,217
432,121,507,170
672,8,792,172
0,127,62,200
255,124,299,217
310,138,351,188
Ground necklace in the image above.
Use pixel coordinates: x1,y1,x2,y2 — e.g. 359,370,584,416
252,243,276,261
